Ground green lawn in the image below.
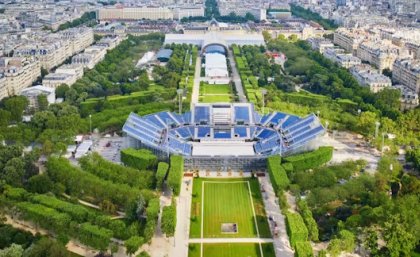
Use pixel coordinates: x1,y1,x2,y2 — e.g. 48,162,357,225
189,178,271,238
188,243,276,257
199,95,232,103
200,84,232,95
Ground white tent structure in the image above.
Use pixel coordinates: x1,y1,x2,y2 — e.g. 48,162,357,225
205,53,229,84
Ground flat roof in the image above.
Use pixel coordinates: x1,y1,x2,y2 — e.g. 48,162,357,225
191,141,255,156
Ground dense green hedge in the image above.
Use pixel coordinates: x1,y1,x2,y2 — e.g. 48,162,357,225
295,241,314,257
80,153,155,189
286,212,308,248
267,155,290,193
297,200,319,241
156,162,169,189
167,155,184,195
161,204,176,236
79,222,113,251
80,88,176,116
144,198,160,242
121,148,158,170
282,163,294,175
283,147,333,171
46,157,143,209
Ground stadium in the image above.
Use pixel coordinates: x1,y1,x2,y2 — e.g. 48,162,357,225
123,103,325,171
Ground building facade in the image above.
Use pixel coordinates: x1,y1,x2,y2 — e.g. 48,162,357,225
392,58,420,94
98,7,174,21
0,57,41,99
350,65,392,93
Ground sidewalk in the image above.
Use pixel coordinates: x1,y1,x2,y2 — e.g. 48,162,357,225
258,177,294,257
191,57,201,108
170,177,193,257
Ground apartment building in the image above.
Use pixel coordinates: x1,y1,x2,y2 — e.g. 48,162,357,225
356,41,399,71
0,75,7,100
323,47,361,68
13,27,94,70
350,65,392,93
98,7,174,21
0,57,41,99
218,6,267,21
393,85,419,110
55,64,84,79
392,58,420,94
96,36,122,51
42,73,78,89
173,7,204,20
333,28,366,55
307,38,334,54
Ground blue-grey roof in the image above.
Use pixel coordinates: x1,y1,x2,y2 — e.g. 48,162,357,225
156,49,173,60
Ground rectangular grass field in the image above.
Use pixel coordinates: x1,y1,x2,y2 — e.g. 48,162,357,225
199,95,232,103
189,178,271,238
188,243,276,257
200,84,232,95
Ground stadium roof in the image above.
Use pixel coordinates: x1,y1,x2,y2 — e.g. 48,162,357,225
122,103,326,157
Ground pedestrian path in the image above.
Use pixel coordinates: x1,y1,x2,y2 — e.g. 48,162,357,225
170,177,193,257
258,177,294,257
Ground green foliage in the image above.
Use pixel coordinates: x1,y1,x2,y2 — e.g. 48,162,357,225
297,200,319,241
327,230,355,257
16,202,71,233
406,149,420,173
24,238,70,257
267,155,290,193
78,222,113,251
156,162,169,189
290,4,337,30
162,204,176,236
80,152,155,189
0,224,35,249
136,252,151,257
167,155,184,195
2,96,28,123
27,174,53,194
283,147,333,171
46,157,143,209
121,148,158,170
294,241,314,257
0,243,24,257
57,11,96,31
286,212,308,248
125,236,144,256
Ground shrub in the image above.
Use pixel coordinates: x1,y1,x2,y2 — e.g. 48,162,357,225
121,148,158,170
295,241,314,257
282,162,294,175
267,155,290,193
297,200,319,241
161,204,176,236
167,155,184,195
286,212,308,248
125,236,144,256
78,222,113,251
283,147,333,171
156,162,169,188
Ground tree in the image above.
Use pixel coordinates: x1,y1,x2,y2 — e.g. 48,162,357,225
24,238,70,257
125,236,144,257
3,96,28,122
27,174,53,194
0,109,11,126
0,243,24,257
245,12,255,21
37,95,49,111
383,215,417,257
2,157,25,187
55,84,70,99
358,111,377,137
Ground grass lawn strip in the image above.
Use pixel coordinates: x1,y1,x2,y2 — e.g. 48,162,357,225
188,243,276,257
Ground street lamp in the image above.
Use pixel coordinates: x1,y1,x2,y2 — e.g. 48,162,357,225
177,89,183,114
261,89,267,114
89,114,92,135
316,110,320,117
381,132,385,155
375,121,380,138
357,109,361,116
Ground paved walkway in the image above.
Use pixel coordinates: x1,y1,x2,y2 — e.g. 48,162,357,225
227,49,247,103
191,57,202,108
170,177,193,257
258,177,294,257
189,238,274,243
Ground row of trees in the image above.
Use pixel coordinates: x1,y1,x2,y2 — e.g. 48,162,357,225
57,11,97,31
